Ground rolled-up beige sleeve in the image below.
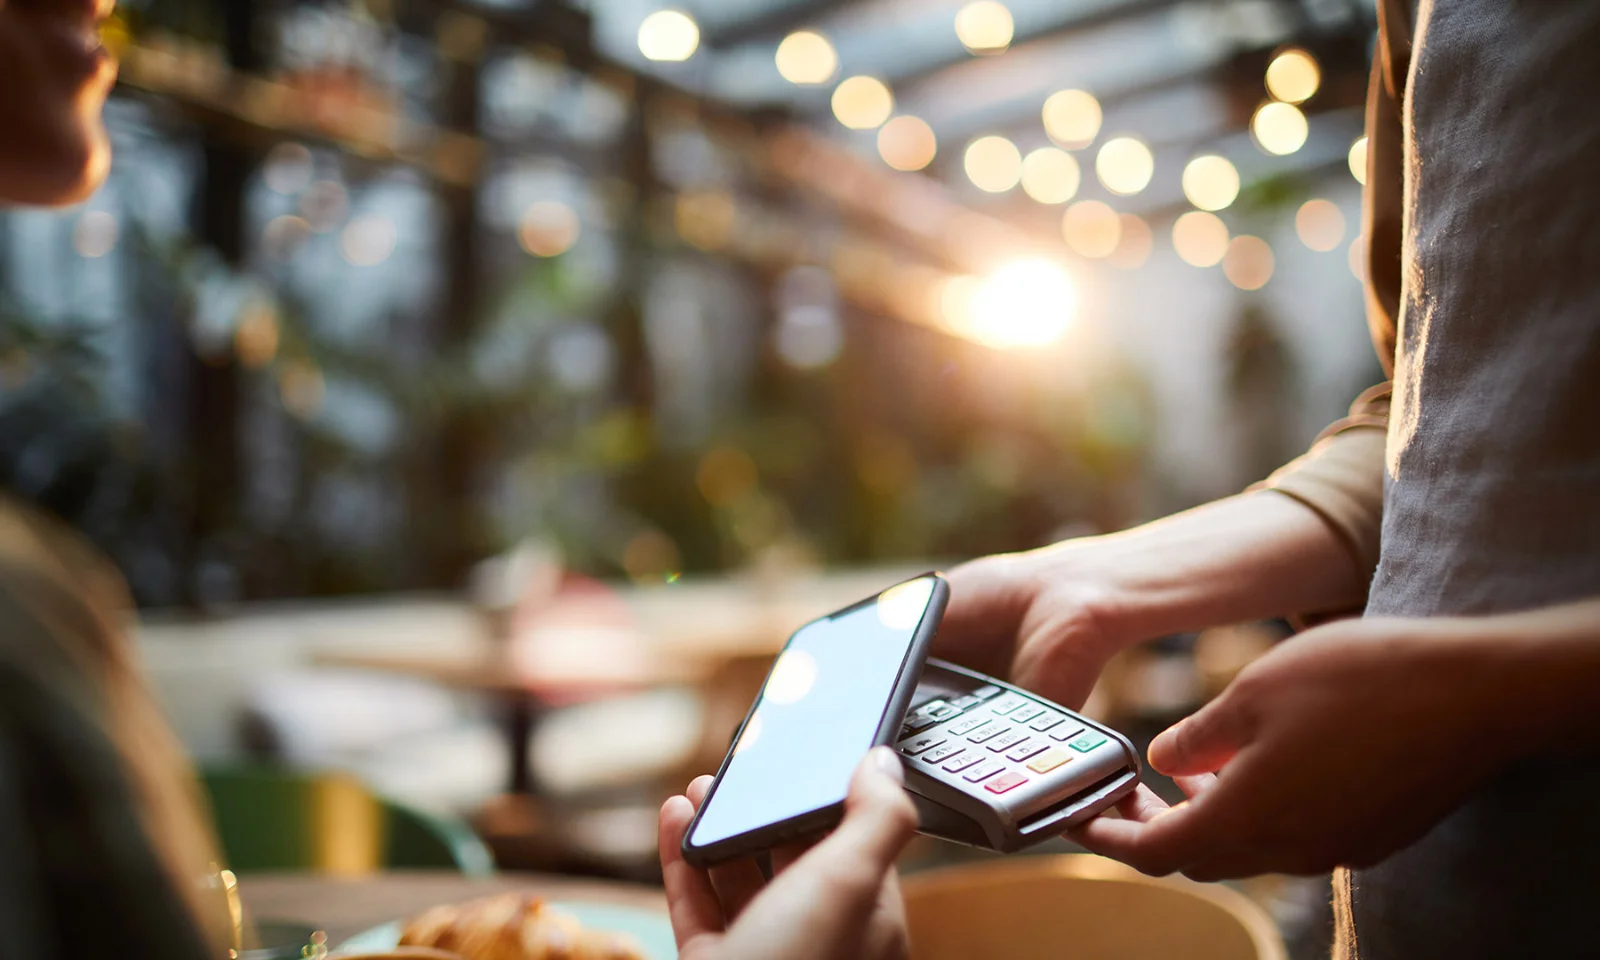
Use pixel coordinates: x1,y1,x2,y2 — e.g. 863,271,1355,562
1251,383,1390,585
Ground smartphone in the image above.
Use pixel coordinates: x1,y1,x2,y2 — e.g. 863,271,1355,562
681,573,949,867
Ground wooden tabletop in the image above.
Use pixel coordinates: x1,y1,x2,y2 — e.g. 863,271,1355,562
238,871,668,944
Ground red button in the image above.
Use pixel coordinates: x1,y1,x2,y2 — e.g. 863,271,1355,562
984,771,1028,794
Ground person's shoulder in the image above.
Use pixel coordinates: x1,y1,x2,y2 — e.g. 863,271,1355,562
0,495,130,682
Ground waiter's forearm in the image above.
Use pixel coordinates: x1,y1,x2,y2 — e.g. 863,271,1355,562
1460,599,1600,754
1038,491,1370,650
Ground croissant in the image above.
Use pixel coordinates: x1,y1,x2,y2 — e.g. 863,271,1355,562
398,892,646,960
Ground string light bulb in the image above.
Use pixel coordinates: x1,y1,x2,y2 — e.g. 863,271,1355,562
637,10,699,62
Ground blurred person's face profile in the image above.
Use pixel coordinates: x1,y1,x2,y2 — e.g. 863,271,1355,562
0,0,118,206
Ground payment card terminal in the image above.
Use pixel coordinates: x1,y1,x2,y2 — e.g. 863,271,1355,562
898,658,1140,853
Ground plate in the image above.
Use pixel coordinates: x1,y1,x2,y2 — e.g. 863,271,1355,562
335,900,677,959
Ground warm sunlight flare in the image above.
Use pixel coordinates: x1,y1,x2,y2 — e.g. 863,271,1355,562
961,259,1078,348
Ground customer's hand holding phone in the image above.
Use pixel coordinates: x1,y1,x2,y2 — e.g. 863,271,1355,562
657,747,917,960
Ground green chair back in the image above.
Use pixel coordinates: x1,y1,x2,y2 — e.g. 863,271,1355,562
200,765,494,877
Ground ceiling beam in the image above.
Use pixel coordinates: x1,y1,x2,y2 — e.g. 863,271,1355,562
879,0,1187,89
702,0,862,49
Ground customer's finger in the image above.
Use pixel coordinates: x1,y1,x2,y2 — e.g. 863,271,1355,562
683,775,766,922
806,747,918,881
657,795,723,948
769,838,816,875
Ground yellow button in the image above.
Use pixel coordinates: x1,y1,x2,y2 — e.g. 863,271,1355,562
1027,748,1072,774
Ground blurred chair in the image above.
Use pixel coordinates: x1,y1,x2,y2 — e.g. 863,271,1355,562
903,855,1286,960
201,766,495,877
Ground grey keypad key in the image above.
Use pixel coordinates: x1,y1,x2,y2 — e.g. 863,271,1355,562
967,724,1010,744
947,715,992,737
942,751,984,773
899,733,947,756
922,743,965,764
962,759,1006,783
1005,741,1050,763
1009,704,1045,723
986,730,1029,752
1048,725,1088,742
970,684,1003,701
1028,712,1065,732
989,695,1028,716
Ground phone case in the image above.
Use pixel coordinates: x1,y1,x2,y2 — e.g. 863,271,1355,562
681,573,951,867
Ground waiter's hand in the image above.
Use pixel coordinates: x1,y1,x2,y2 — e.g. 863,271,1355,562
658,747,917,960
936,547,1124,710
1067,616,1507,880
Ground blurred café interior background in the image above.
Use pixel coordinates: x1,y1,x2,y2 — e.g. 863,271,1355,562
0,0,1379,951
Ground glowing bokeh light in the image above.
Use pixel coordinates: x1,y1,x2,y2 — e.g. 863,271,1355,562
73,210,118,258
1265,48,1320,104
637,9,699,62
263,142,314,195
1020,147,1080,204
1096,137,1154,196
1107,213,1153,270
764,649,819,705
1349,233,1368,282
832,75,894,129
775,30,837,85
299,180,348,233
732,710,762,754
1042,89,1101,149
877,577,936,630
1296,198,1346,252
1062,200,1121,259
877,115,938,171
261,214,311,260
964,135,1023,193
954,1,1014,54
234,302,280,369
1173,211,1229,267
1181,155,1240,212
675,190,736,251
1223,235,1274,290
1252,101,1308,156
519,201,581,257
339,215,397,266
963,259,1077,348
1348,136,1369,185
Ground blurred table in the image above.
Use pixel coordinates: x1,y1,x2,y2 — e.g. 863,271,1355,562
238,871,667,944
316,569,918,795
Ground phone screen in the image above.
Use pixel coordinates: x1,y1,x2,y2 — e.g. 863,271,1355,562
688,576,939,851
